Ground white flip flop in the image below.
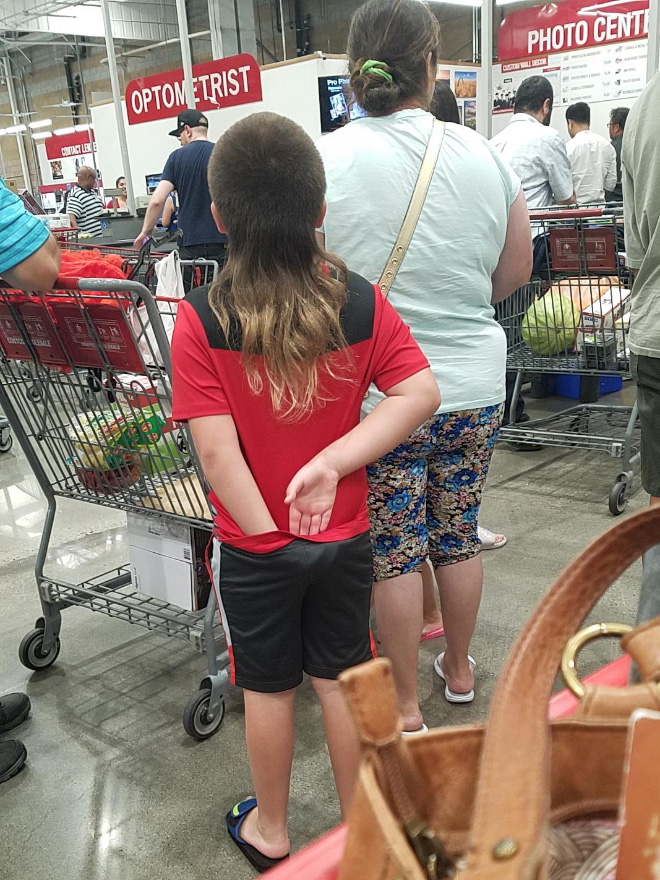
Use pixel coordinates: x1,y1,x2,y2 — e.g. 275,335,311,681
434,652,476,704
478,526,507,551
401,723,429,737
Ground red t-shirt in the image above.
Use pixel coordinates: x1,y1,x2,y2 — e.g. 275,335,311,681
171,272,429,553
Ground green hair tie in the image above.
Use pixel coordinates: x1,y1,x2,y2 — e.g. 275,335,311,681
360,60,394,83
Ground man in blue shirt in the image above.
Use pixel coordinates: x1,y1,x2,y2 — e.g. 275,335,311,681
0,181,60,289
0,178,60,786
133,110,227,271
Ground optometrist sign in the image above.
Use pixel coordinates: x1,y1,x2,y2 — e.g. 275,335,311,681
125,53,263,125
498,0,649,61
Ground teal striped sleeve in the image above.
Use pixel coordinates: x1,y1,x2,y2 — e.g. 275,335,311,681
0,179,50,275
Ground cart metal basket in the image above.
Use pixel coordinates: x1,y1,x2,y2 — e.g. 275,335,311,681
0,273,227,740
497,207,640,515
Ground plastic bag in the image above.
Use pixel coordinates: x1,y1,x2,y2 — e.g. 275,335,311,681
130,250,185,366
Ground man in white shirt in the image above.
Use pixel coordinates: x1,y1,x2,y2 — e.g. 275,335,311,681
566,102,617,204
491,76,575,211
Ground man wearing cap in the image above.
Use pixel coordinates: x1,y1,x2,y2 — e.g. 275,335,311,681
133,110,227,268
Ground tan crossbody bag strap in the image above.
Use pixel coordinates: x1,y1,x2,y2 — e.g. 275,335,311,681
378,120,446,300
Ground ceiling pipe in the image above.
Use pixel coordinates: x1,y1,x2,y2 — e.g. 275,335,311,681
99,29,211,63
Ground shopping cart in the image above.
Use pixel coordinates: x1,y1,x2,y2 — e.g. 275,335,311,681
0,276,228,741
53,227,79,245
63,236,220,295
497,206,640,515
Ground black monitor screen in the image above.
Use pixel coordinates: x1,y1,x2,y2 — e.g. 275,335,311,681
318,76,367,133
145,173,162,194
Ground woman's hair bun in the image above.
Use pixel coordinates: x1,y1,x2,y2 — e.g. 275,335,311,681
350,60,402,117
347,0,441,118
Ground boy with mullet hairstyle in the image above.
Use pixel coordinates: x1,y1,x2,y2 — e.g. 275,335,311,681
171,111,439,872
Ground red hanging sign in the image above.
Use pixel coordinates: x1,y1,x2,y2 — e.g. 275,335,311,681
45,130,96,161
498,0,649,61
125,53,263,125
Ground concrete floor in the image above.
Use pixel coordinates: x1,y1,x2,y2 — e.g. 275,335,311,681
0,392,647,880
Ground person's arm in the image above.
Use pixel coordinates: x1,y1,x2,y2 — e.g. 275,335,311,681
161,195,175,228
285,368,439,535
68,213,78,229
491,189,533,303
1,233,61,290
547,136,577,206
133,178,174,247
189,415,277,535
603,143,618,196
170,301,277,535
622,149,643,270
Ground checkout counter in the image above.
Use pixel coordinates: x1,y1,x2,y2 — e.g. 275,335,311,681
99,212,145,245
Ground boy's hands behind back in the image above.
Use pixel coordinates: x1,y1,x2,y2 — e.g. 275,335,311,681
285,455,339,537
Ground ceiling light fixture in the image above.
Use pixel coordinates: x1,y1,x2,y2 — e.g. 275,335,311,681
32,131,53,139
53,126,76,136
28,118,52,129
74,123,90,132
5,124,27,134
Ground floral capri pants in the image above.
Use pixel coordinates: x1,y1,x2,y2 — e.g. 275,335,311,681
367,403,504,581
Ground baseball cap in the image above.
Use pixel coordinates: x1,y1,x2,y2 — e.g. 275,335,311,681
169,109,209,137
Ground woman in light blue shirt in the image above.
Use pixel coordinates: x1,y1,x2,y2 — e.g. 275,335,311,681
317,0,532,730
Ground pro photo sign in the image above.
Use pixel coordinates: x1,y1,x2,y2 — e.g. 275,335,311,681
498,0,650,60
45,130,96,161
125,53,262,125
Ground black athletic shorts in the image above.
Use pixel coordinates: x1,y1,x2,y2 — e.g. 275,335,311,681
211,532,375,693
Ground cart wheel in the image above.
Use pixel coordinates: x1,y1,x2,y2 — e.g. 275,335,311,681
183,688,225,740
609,481,628,517
18,628,60,671
28,385,42,403
0,432,12,453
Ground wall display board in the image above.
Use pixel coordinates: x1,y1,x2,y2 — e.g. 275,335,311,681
494,58,561,113
37,131,99,189
560,41,647,104
437,66,481,129
492,0,649,136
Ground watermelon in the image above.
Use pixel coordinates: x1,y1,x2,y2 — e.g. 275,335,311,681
521,292,579,356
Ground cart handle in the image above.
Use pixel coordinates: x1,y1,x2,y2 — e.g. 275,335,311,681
528,207,605,221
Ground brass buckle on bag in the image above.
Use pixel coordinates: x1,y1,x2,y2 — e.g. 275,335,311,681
405,818,455,879
560,622,633,699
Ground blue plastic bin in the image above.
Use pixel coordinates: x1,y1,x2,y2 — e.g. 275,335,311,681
552,374,623,399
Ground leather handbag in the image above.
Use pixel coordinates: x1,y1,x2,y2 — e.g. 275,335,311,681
338,505,660,880
378,120,445,299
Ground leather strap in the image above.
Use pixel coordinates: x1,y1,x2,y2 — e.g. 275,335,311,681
622,617,660,682
378,120,445,300
461,506,660,879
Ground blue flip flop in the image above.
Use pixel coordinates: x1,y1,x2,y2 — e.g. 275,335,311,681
225,797,290,874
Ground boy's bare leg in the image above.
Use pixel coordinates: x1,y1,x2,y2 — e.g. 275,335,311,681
421,558,444,636
310,676,361,818
240,688,295,858
374,570,424,730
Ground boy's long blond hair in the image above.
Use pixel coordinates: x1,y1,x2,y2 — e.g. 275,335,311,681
207,112,352,421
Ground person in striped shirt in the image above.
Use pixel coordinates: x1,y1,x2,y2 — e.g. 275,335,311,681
67,166,104,237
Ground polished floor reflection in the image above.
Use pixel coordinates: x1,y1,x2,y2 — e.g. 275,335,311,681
0,417,645,880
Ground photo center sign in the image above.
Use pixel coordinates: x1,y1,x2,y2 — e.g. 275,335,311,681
126,53,262,125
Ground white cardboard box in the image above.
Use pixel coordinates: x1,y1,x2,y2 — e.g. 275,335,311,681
127,512,209,611
580,286,631,333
